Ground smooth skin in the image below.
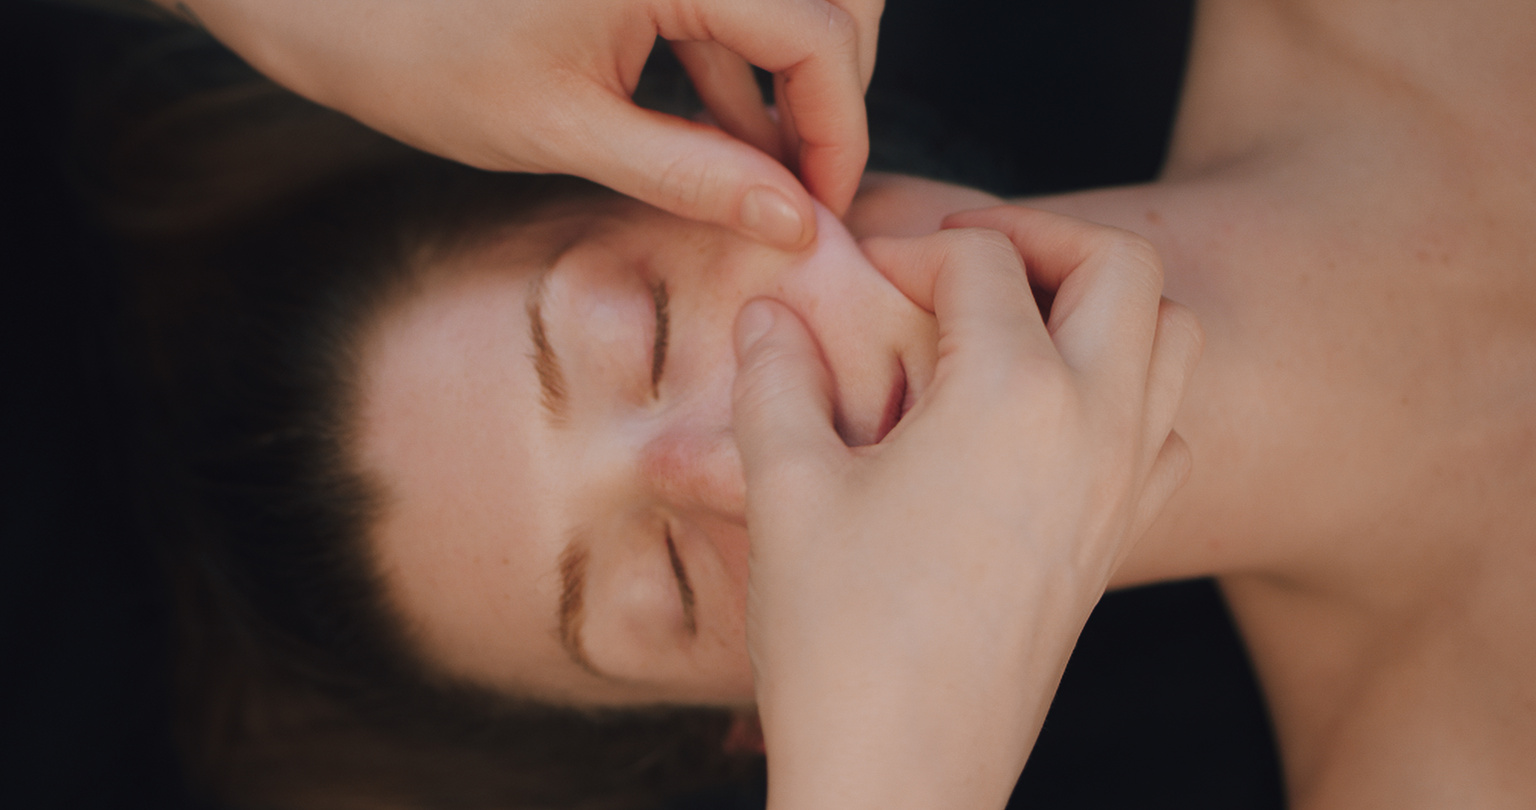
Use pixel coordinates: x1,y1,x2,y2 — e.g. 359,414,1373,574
156,0,881,248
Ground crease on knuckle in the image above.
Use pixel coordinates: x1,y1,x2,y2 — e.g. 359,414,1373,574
655,0,711,41
651,150,720,212
1165,433,1194,483
1162,301,1206,360
734,352,816,416
1108,232,1166,293
936,228,1022,281
955,227,1019,262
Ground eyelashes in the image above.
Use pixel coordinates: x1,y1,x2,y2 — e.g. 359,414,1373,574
650,281,669,397
664,527,697,636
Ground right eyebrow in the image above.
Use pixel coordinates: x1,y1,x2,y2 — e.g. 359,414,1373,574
526,274,569,425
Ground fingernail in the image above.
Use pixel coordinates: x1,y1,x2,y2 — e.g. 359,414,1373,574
735,300,776,356
740,186,807,248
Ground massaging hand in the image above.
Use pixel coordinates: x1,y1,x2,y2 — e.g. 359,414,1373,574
732,207,1202,810
166,0,879,248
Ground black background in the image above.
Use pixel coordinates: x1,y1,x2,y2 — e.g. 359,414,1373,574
1,1,1282,807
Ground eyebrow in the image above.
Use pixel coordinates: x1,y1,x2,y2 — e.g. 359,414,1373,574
527,274,569,425
556,536,606,679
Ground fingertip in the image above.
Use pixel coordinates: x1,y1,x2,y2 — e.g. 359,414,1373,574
797,135,868,218
739,185,815,250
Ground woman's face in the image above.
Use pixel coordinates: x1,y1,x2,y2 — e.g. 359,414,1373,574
357,195,936,708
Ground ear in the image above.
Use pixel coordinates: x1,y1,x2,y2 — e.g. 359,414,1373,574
722,710,766,756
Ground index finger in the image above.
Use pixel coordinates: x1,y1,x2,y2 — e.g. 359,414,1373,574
861,229,1056,368
943,206,1166,395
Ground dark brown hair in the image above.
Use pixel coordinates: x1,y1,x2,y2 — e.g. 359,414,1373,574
89,30,760,810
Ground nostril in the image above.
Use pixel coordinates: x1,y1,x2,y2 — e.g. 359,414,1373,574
875,359,908,445
831,402,857,447
831,357,908,448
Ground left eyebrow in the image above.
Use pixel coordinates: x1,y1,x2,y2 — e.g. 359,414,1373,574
527,273,568,425
556,534,606,679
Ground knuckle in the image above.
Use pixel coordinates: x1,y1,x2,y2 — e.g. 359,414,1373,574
1161,300,1206,356
941,228,1021,272
734,350,809,409
650,151,717,213
1166,433,1194,481
656,0,710,41
1105,231,1166,290
964,351,1072,422
817,5,861,52
844,0,885,29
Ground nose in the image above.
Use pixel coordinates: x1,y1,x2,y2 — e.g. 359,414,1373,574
639,425,746,521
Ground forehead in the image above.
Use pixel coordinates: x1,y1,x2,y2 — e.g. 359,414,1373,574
357,231,569,692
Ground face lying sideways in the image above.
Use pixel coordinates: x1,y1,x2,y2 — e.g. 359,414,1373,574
356,196,938,708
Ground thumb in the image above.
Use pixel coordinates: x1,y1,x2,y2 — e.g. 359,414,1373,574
556,86,817,250
732,299,844,497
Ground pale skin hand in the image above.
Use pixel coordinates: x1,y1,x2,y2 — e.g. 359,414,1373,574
731,207,1203,810
157,0,881,249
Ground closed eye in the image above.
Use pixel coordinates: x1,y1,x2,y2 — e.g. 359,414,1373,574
664,528,696,636
650,281,669,397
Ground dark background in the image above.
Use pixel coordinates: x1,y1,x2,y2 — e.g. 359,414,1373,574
1,1,1283,807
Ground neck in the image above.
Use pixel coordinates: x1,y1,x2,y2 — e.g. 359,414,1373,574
1163,0,1536,179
